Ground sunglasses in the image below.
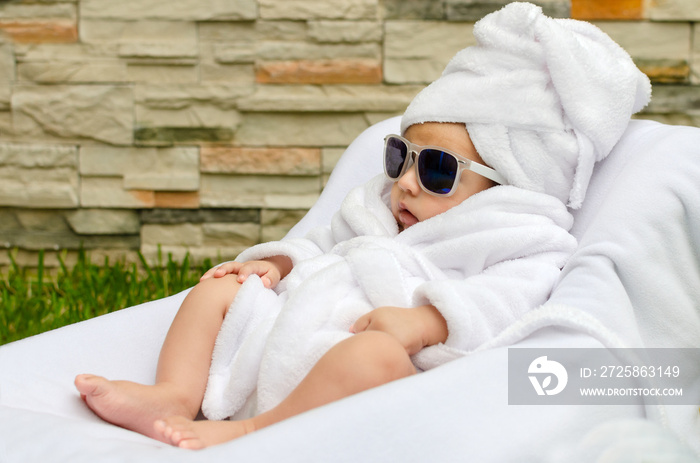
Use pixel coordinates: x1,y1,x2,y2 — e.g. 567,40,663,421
383,134,507,197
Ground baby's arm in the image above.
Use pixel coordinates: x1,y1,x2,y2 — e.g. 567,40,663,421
200,256,293,289
350,305,448,355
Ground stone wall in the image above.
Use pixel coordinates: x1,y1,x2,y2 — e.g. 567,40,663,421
1,0,698,267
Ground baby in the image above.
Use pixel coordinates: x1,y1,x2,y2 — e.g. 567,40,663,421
74,2,650,450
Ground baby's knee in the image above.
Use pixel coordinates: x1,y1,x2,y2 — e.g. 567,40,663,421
344,331,416,380
193,273,237,293
191,274,241,307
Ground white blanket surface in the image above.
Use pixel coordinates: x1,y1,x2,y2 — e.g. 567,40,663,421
202,175,576,420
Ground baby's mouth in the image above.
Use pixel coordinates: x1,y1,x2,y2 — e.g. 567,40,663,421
398,204,419,229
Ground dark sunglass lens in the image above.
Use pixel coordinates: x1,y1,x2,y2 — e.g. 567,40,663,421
385,137,408,179
418,149,458,194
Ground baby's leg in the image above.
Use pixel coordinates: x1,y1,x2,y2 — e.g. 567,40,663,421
75,274,241,441
155,331,416,449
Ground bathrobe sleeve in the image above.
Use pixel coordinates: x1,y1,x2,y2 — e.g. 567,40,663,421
411,247,572,369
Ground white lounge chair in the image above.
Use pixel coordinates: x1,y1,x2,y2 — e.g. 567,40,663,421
1,117,699,462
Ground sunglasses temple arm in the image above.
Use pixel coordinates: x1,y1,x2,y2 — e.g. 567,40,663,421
468,161,507,185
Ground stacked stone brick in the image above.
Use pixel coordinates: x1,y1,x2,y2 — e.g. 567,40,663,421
0,0,698,267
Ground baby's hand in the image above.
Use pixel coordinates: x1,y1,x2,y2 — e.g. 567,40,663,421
200,260,283,289
234,260,284,288
350,305,447,355
200,262,241,281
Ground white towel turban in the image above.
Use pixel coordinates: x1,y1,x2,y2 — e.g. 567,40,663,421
401,2,651,208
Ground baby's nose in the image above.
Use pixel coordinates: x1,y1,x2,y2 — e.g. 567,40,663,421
397,159,420,194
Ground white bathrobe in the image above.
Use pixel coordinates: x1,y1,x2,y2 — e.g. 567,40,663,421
202,175,577,420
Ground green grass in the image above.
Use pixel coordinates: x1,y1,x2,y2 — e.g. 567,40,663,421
0,248,213,346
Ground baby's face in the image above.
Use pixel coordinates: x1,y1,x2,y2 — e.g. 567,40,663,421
390,122,495,231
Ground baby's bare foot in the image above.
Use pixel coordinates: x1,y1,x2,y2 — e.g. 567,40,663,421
154,416,256,449
74,374,192,442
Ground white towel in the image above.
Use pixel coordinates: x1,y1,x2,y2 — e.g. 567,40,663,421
401,2,651,208
202,176,577,419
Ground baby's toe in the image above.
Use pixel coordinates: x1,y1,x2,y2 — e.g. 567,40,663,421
177,435,205,450
156,416,199,447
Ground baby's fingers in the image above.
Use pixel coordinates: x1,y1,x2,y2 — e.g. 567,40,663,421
235,261,267,283
200,266,219,281
200,262,242,281
350,313,371,334
234,260,283,288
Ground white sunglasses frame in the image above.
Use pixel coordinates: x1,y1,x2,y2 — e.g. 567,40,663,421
383,134,507,197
